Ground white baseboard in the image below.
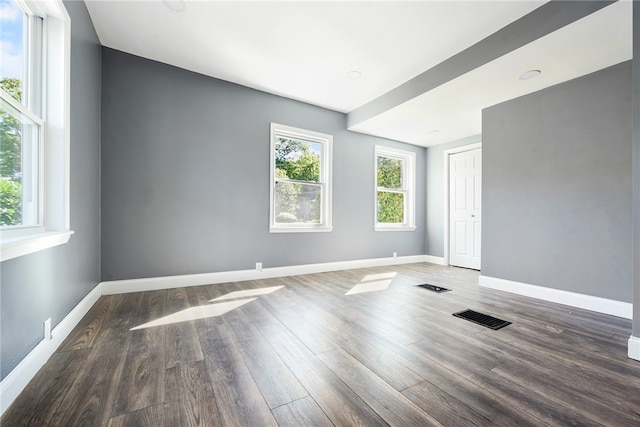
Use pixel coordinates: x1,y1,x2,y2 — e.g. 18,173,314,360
629,336,640,361
102,255,429,295
0,283,102,416
424,255,445,266
479,275,632,319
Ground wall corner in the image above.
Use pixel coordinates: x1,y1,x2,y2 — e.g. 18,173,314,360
628,336,640,361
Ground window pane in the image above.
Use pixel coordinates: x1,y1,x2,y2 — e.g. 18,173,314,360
0,0,26,103
377,156,403,189
377,191,404,224
275,136,321,182
1,97,39,227
275,181,321,224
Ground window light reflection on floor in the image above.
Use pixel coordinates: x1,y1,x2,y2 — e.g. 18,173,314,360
345,272,397,295
130,298,256,330
130,285,285,330
209,285,284,302
361,272,397,282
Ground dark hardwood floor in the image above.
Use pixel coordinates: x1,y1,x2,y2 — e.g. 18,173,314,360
3,263,640,426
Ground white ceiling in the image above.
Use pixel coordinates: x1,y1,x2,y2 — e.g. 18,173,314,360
84,0,632,147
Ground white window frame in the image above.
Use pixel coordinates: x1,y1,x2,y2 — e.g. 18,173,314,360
374,145,416,231
0,0,72,261
269,123,333,233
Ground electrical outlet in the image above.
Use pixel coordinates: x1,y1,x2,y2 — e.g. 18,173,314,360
44,318,52,340
256,262,263,271
393,252,398,258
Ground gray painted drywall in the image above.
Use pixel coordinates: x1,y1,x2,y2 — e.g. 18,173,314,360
0,0,101,380
425,134,482,258
101,48,425,281
632,1,640,335
348,1,614,128
482,61,632,302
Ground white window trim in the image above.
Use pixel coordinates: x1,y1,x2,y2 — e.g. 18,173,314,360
269,123,333,233
374,145,416,232
0,0,72,262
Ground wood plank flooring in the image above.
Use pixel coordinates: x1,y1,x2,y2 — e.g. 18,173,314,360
3,263,640,426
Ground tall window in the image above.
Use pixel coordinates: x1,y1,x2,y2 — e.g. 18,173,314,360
0,0,42,228
270,123,333,233
375,146,416,231
0,0,71,261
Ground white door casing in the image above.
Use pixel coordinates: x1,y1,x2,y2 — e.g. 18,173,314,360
449,148,481,269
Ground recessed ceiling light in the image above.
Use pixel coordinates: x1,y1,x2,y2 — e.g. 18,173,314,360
163,0,186,12
519,70,541,80
428,129,440,135
347,71,362,80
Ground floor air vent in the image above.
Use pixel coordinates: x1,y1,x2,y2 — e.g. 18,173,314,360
417,284,451,293
452,309,511,330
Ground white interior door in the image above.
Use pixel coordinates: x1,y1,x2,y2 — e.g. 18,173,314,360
449,148,481,270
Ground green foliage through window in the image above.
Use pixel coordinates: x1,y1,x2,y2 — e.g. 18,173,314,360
377,156,402,189
377,191,404,223
274,136,322,224
275,137,320,182
1,77,23,226
377,155,405,224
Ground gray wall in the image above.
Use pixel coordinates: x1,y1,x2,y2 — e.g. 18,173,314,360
482,61,632,302
101,49,426,281
425,134,482,258
0,0,101,380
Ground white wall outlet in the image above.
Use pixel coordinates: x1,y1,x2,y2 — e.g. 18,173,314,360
393,252,398,258
44,318,52,340
256,262,263,271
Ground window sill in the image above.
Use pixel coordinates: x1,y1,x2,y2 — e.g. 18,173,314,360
270,226,334,233
1,230,74,262
374,225,417,232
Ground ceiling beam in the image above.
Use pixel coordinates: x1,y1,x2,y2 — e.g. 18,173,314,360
347,0,616,129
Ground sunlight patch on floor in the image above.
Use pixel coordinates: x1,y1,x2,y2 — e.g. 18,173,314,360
345,272,397,295
210,285,284,302
130,285,286,330
131,298,256,330
345,279,393,295
361,272,397,282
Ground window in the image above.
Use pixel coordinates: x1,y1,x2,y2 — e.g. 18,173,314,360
0,0,71,261
375,145,416,231
0,97,41,228
270,123,333,233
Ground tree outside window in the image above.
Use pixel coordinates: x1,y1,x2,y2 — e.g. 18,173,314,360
1,78,25,226
375,146,416,231
377,156,405,223
270,124,333,233
274,136,322,224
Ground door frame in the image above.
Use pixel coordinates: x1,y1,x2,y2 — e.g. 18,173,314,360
443,142,482,267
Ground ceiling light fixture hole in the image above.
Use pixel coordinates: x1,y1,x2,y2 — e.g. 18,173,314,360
347,71,362,80
519,70,541,80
